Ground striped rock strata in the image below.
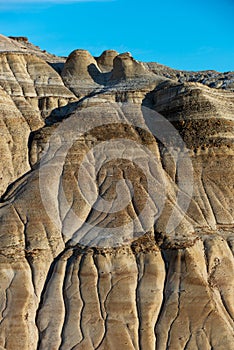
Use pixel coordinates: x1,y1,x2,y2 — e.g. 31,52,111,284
0,34,233,350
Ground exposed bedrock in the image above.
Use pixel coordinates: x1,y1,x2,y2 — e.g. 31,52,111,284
0,34,233,349
111,52,151,81
95,50,119,72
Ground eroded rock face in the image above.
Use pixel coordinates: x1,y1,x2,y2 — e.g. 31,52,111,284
0,86,31,196
0,34,233,350
0,34,65,62
145,61,234,91
61,49,102,97
0,52,76,124
95,50,119,72
111,52,150,80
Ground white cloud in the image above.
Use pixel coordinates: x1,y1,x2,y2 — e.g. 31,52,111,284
0,0,115,12
0,0,113,2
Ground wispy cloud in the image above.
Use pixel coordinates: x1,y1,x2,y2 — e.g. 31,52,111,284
0,0,113,3
0,0,114,10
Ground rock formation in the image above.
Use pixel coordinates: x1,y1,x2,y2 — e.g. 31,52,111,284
95,50,118,72
0,34,233,350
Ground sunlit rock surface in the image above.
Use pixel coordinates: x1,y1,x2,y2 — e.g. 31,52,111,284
0,34,233,350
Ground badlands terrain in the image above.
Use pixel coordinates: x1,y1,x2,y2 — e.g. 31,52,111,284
0,35,233,349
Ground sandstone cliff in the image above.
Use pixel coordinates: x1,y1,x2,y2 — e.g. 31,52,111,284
0,34,233,350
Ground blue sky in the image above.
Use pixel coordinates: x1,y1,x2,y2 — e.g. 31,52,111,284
0,0,233,71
